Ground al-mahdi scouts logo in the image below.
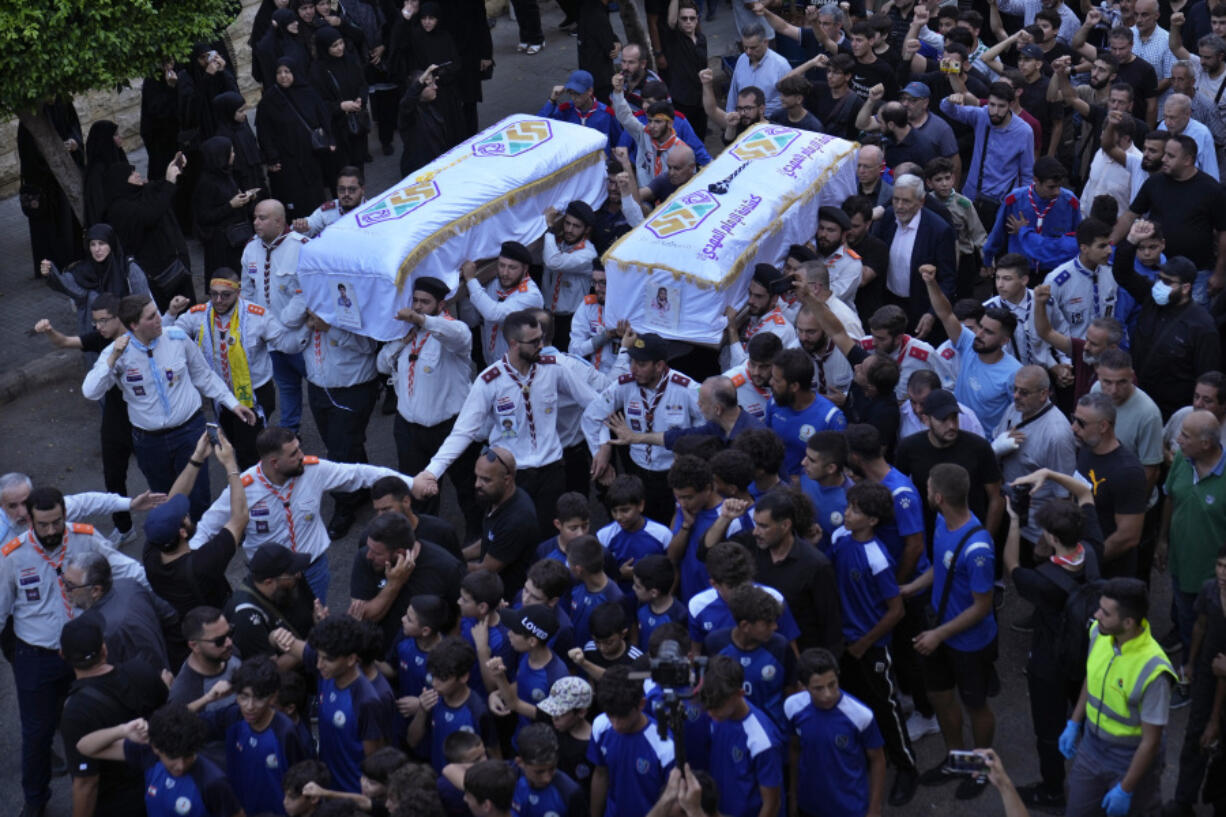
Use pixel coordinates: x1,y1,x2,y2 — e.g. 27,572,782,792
645,190,720,239
355,179,441,228
730,126,800,161
472,119,554,157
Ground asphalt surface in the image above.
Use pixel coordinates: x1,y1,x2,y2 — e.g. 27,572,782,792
0,2,1197,815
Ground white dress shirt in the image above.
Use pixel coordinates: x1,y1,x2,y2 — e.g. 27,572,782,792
887,216,921,298
378,313,474,428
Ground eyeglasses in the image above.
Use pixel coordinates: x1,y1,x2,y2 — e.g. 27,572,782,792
679,14,698,20
735,105,759,113
481,447,513,473
60,578,88,592
336,185,362,193
517,334,544,347
194,629,234,648
208,289,238,299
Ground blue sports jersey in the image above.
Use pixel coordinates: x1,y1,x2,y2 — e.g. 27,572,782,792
932,514,997,651
597,518,671,566
534,536,567,566
637,597,688,652
766,396,847,477
784,690,883,817
427,691,493,772
676,505,722,602
567,580,625,646
687,585,801,646
511,651,570,729
643,679,711,772
125,740,241,817
395,635,434,697
460,617,515,701
316,671,386,793
703,630,795,735
800,475,851,552
210,706,309,816
707,702,785,817
587,714,675,817
875,468,930,580
829,529,901,646
512,766,587,817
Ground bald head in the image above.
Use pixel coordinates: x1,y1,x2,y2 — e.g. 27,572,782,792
255,199,287,241
702,376,739,414
1015,365,1051,390
667,144,696,185
1165,93,1192,117
1182,409,1222,445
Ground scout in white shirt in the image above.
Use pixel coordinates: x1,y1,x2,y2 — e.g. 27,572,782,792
724,333,783,422
794,304,854,399
377,276,477,517
540,201,598,350
569,265,623,374
724,264,800,369
0,473,162,547
982,255,1059,369
290,168,366,237
190,427,430,603
1042,220,1118,340
240,199,311,431
856,305,937,402
815,205,864,308
457,242,545,366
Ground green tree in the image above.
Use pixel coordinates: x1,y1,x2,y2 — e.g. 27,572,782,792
0,0,237,222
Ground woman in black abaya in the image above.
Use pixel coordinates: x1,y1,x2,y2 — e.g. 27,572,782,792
256,57,333,218
212,91,268,193
83,120,126,226
255,7,312,86
193,136,255,274
310,26,370,180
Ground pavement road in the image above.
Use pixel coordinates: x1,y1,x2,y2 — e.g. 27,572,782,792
0,3,1196,815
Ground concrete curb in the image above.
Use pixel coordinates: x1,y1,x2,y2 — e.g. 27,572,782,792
0,349,81,405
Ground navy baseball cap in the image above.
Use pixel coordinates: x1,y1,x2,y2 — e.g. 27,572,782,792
901,81,930,99
144,494,190,550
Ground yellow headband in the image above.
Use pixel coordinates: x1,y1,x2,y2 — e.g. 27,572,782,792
209,278,240,291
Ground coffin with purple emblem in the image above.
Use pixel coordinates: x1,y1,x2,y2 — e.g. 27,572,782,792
603,124,858,346
296,114,607,340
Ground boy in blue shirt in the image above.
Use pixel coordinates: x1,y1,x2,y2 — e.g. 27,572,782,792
643,623,711,773
393,594,451,720
668,455,726,602
464,759,518,817
76,703,243,817
439,730,490,816
566,534,625,645
703,586,796,736
534,492,592,566
598,475,671,592
486,604,569,732
281,760,330,817
829,482,918,807
766,348,847,478
587,665,675,817
784,648,886,817
632,554,687,652
408,636,497,773
687,541,801,648
305,615,387,793
801,431,853,552
511,724,588,817
569,602,645,684
521,558,580,663
460,570,516,705
205,655,312,816
699,655,785,817
903,463,998,800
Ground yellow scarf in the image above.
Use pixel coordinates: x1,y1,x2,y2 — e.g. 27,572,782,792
199,304,255,407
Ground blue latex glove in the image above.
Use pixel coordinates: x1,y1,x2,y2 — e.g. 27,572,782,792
1102,783,1132,816
1059,720,1081,758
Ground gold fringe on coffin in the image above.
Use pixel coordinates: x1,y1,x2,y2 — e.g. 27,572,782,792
602,126,860,291
394,148,607,290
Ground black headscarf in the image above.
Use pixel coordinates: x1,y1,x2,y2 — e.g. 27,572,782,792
311,26,366,103
84,121,124,168
73,224,128,295
103,162,139,203
212,92,263,168
200,135,235,175
407,4,459,76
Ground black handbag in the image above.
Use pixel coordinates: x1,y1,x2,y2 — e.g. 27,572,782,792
327,69,371,135
151,258,192,292
279,87,332,152
224,220,255,247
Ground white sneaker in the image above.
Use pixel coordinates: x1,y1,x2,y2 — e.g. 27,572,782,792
526,42,544,54
517,42,528,52
108,527,137,548
906,712,940,742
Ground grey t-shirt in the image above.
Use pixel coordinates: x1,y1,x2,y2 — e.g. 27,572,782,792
1091,384,1164,466
168,655,240,715
993,402,1078,542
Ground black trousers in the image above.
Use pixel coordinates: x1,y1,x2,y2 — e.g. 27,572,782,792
308,379,380,515
220,380,276,471
841,644,917,772
1174,664,1218,805
892,594,934,718
1028,670,1082,794
510,0,544,43
626,459,674,526
100,395,133,533
516,460,566,539
393,413,482,540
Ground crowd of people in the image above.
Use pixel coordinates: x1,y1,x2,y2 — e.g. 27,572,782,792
14,0,1226,816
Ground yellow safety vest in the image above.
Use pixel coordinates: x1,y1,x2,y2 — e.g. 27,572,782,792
1084,619,1176,747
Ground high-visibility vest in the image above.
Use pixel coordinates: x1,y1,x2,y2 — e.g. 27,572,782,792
1084,619,1176,747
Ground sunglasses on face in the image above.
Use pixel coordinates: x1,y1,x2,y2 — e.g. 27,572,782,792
195,630,234,648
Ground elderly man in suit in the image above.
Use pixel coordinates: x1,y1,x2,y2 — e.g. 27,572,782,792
871,174,958,341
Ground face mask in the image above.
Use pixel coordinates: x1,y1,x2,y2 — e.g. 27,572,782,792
1151,280,1173,306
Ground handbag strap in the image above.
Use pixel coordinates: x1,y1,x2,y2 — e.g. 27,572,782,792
936,524,986,623
276,86,319,138
1215,71,1226,105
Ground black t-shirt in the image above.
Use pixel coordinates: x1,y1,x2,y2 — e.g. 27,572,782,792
226,577,317,660
850,56,898,101
1020,76,1062,152
143,529,237,620
1195,578,1226,672
851,232,890,317
1113,55,1159,119
895,430,1002,546
349,540,465,646
1130,170,1226,269
807,85,861,139
844,346,901,455
1010,503,1103,677
482,488,540,600
60,661,169,817
1075,444,1147,548
80,330,129,419
659,26,708,107
418,513,463,560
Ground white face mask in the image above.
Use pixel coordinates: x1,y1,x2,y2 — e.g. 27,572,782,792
1151,279,1173,306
